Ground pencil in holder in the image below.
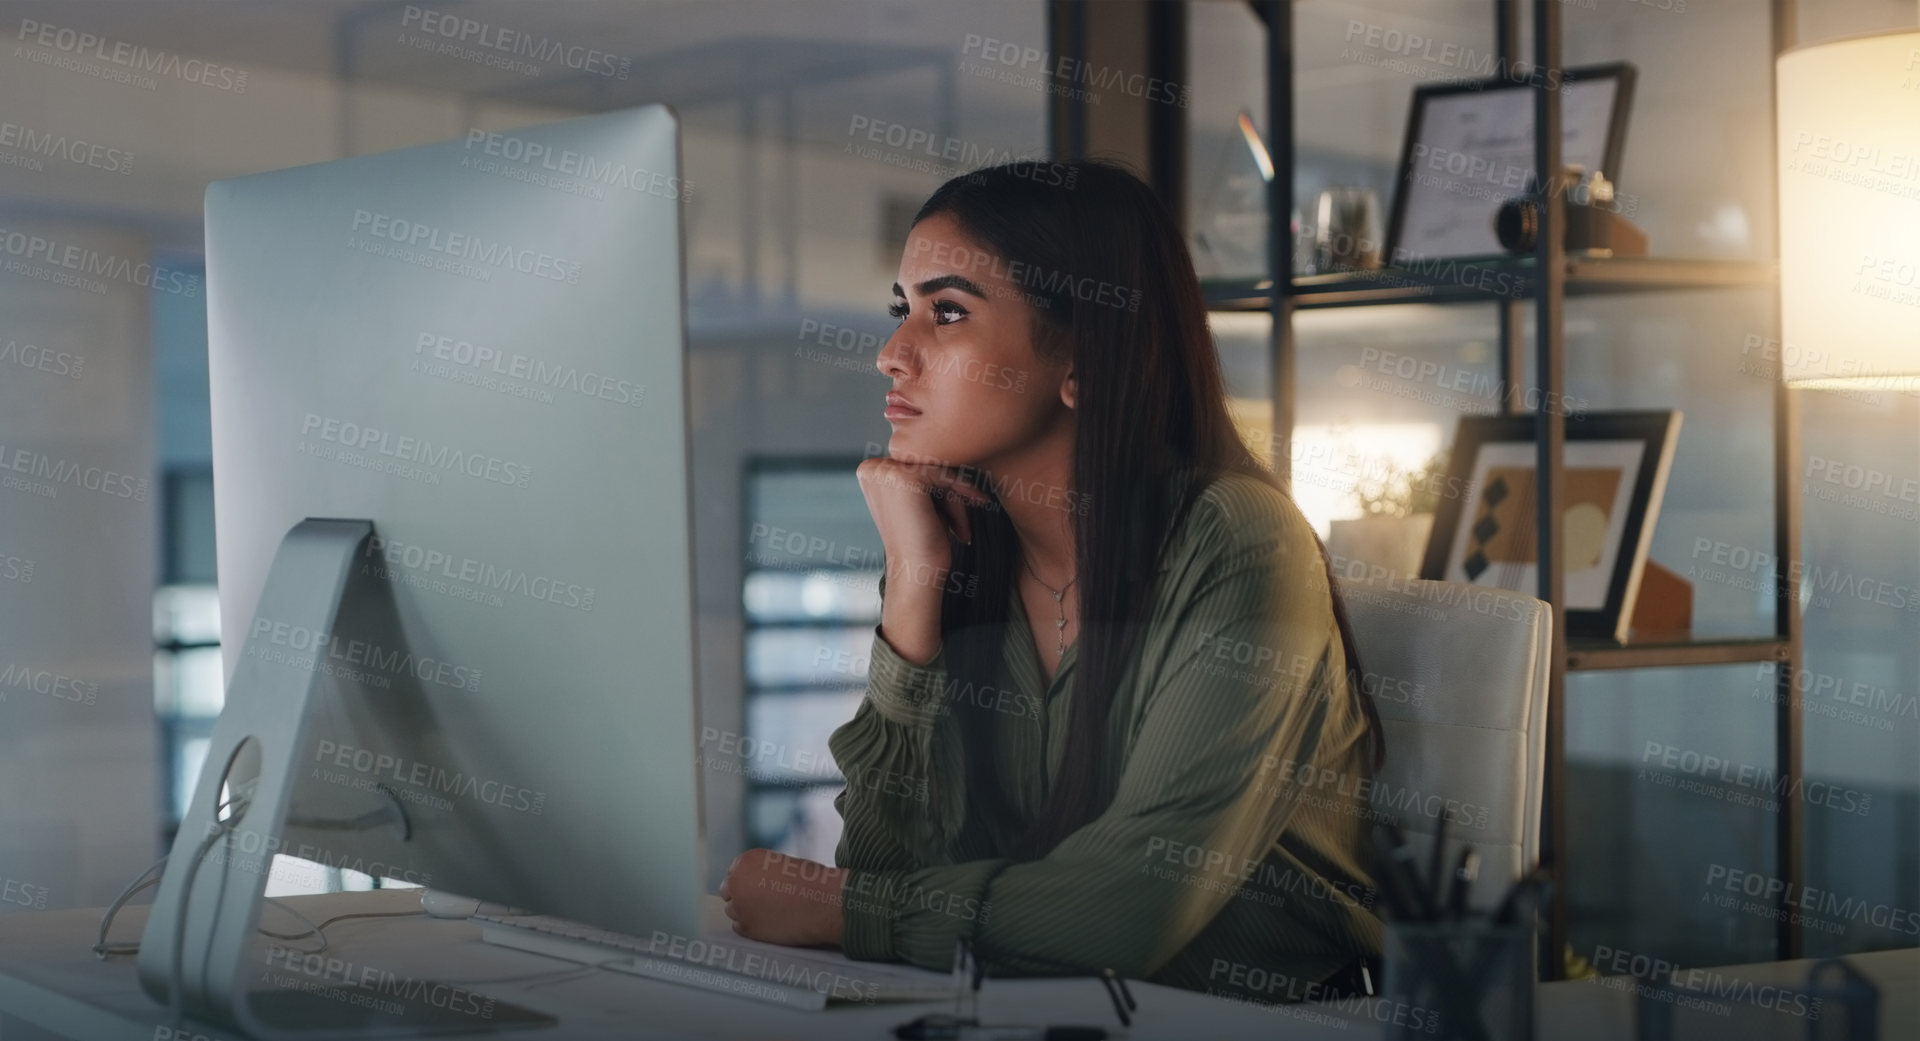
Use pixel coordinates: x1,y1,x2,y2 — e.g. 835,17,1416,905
1380,919,1536,1041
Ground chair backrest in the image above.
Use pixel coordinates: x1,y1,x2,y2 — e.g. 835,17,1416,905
1334,577,1550,911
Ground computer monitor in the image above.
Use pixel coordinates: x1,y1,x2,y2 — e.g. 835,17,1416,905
137,104,702,1030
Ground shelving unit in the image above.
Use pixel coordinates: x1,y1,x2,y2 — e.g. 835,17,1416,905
1203,257,1777,310
1223,0,1804,976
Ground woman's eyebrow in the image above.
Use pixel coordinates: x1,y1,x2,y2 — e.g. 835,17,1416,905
891,273,989,299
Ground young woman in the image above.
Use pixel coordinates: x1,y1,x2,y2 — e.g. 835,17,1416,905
720,159,1386,1002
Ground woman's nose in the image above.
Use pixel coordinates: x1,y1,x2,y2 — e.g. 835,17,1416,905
876,326,911,379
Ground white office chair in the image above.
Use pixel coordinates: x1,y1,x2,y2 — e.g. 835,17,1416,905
1335,577,1551,910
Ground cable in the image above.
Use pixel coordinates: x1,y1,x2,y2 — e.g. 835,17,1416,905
92,873,417,959
441,962,603,989
255,898,329,953
94,892,418,956
93,796,421,961
518,966,602,991
93,797,244,963
92,853,170,959
102,844,606,1017
286,784,410,840
169,822,230,1030
119,772,416,1027
312,908,428,930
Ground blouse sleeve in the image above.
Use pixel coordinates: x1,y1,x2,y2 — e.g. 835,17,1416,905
833,491,1357,978
828,623,967,880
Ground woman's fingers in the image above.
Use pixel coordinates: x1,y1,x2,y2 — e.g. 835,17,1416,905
902,464,982,547
906,462,988,547
861,456,995,509
915,464,995,507
938,486,972,545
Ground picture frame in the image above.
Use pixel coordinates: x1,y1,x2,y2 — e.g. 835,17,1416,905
1385,62,1637,263
1419,410,1681,642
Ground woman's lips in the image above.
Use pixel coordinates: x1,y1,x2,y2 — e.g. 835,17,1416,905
884,393,921,419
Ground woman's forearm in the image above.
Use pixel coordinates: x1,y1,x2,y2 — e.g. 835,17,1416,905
878,556,946,665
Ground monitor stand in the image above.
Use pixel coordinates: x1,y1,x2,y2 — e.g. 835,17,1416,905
135,519,555,1038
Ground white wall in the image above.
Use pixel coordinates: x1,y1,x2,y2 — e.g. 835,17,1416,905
0,221,159,910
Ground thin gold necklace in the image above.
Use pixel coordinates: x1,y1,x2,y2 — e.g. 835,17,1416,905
1020,554,1078,657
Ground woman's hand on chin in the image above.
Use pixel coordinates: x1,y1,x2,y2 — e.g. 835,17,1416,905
718,848,848,948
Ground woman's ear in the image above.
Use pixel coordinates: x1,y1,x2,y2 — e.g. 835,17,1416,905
1062,369,1076,409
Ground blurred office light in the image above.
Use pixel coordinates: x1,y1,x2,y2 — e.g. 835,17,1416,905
1775,29,1920,392
739,462,884,863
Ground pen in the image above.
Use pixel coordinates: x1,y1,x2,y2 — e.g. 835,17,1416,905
1098,968,1136,1027
967,941,984,1021
1428,816,1449,913
1380,822,1439,920
959,1028,1109,1041
1370,825,1416,919
894,1021,1110,1041
1491,866,1550,925
1443,848,1474,921
1448,848,1478,920
951,939,968,1018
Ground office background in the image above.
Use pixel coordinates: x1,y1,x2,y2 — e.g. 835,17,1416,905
0,0,1912,981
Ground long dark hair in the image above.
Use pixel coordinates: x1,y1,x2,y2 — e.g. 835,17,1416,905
916,159,1384,860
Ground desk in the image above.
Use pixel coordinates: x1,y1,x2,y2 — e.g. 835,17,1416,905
1,891,1913,1040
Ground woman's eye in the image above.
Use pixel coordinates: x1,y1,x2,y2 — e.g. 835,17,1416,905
889,300,968,325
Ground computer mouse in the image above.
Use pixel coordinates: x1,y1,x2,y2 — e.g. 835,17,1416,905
419,889,483,919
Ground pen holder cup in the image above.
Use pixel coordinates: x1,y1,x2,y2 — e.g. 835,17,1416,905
1380,920,1535,1041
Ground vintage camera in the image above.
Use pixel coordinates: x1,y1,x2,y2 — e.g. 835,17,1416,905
1494,166,1647,256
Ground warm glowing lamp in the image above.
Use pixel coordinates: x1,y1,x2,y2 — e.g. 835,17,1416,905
1776,30,1920,393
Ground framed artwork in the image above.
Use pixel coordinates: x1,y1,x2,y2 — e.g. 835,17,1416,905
1420,410,1681,642
1385,62,1636,262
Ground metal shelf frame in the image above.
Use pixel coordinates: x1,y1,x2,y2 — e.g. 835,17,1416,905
1235,0,1805,976
1202,257,1779,311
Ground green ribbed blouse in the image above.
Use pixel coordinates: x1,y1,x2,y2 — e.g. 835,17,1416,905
828,471,1384,1002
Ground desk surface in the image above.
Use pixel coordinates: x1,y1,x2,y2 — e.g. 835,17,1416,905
1,891,1913,1040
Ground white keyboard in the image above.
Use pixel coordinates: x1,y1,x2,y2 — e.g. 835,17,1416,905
474,895,955,1012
